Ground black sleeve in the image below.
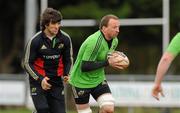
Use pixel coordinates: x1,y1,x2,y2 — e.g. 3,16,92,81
62,36,73,76
23,38,44,83
81,60,109,72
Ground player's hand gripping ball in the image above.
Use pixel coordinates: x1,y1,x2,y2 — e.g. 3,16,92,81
108,51,129,70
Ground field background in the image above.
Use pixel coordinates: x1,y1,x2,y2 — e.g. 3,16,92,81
1,1,180,113
1,107,180,113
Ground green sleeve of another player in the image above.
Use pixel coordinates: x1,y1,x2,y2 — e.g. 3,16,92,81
167,33,180,56
82,38,102,61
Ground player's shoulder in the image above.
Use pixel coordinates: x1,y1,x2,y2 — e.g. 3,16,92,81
176,32,180,36
171,32,180,41
32,31,42,39
59,30,72,44
60,30,71,40
60,30,70,38
87,30,103,41
28,31,42,44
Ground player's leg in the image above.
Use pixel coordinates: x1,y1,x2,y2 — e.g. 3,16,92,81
30,83,49,113
71,85,92,113
97,93,114,113
47,86,66,113
92,80,115,113
76,104,92,113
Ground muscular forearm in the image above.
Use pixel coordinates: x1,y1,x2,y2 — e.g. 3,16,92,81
155,60,171,85
155,52,175,85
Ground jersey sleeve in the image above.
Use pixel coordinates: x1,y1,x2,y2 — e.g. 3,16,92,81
62,36,73,76
166,33,180,56
23,38,44,83
82,38,101,61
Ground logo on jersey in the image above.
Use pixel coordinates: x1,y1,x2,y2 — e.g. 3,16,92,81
43,55,60,59
31,87,37,95
41,45,47,49
78,90,85,96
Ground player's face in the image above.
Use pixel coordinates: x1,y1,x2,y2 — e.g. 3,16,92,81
106,19,120,38
45,22,60,36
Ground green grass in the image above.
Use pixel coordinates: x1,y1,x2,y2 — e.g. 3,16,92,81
0,107,77,113
0,107,31,113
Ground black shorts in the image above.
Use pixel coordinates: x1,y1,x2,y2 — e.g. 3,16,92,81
30,82,66,113
71,80,111,104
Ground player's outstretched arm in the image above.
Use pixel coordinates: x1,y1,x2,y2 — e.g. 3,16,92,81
152,52,175,100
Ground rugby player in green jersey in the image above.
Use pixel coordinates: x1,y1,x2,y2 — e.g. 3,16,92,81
152,33,180,100
69,14,121,113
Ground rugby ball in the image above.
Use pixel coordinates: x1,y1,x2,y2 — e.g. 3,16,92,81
110,51,130,68
117,52,129,68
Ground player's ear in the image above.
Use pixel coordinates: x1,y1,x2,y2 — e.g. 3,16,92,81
45,23,50,28
101,26,106,31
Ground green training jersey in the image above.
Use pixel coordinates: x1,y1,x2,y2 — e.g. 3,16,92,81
166,33,180,56
69,30,118,88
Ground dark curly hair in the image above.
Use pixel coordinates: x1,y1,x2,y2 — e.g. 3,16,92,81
40,8,63,31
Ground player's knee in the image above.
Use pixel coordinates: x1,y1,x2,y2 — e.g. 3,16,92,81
101,105,114,113
97,94,115,113
77,107,92,113
97,93,115,108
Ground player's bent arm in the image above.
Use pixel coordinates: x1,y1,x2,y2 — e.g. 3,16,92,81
62,36,73,76
154,52,175,85
23,37,44,83
81,60,109,72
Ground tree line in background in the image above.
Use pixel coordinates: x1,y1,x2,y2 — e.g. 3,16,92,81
0,0,180,75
